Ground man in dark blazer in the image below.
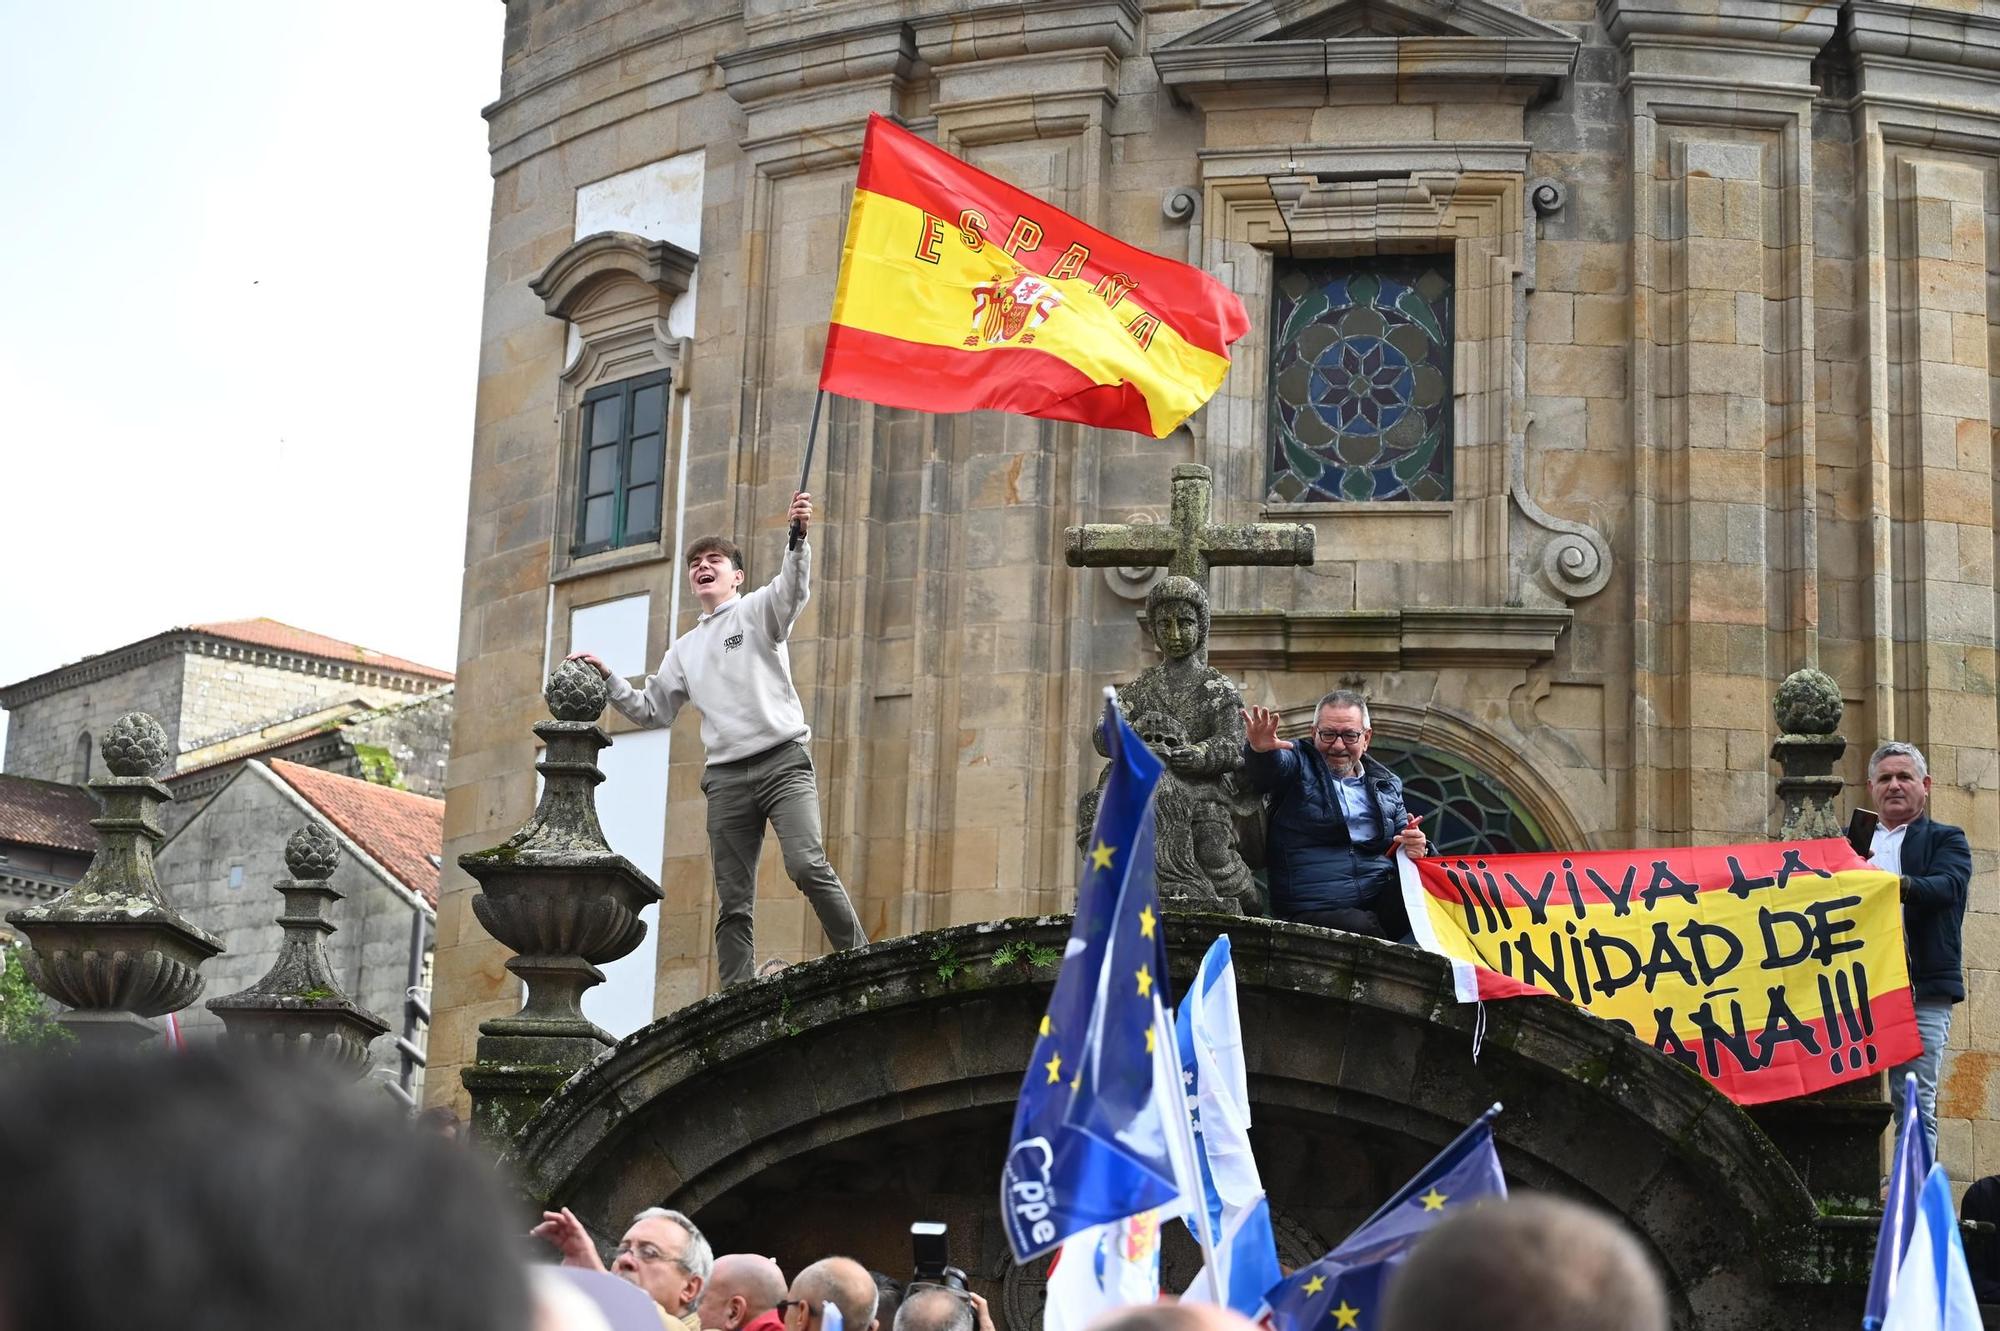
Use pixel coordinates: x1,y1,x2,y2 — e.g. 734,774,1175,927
1869,740,1973,1159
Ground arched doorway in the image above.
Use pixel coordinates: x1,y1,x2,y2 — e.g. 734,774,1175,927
505,918,1873,1331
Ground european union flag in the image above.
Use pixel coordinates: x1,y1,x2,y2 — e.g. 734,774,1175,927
1001,691,1188,1262
1264,1106,1506,1331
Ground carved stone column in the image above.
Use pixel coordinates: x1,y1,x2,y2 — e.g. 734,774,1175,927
206,821,390,1073
459,659,663,1146
4,714,221,1047
1748,667,1890,1209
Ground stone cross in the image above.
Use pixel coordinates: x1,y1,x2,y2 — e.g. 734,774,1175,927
1064,463,1315,591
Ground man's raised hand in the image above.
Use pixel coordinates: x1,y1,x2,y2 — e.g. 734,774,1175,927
1241,705,1294,753
564,651,611,680
530,1206,606,1271
790,491,813,537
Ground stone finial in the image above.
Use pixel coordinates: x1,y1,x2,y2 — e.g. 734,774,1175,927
5,710,220,1046
100,712,171,777
208,817,388,1074
460,663,663,1146
1774,668,1842,736
285,821,340,880
545,657,609,722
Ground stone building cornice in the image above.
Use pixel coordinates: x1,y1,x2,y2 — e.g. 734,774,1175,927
530,232,698,321
1156,0,1579,106
1847,0,2000,71
1200,606,1574,672
0,632,447,711
1597,0,1839,50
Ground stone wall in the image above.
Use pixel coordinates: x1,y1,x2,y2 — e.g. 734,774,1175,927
2,656,184,784
157,764,428,1095
175,654,413,760
338,689,456,798
437,0,2000,1185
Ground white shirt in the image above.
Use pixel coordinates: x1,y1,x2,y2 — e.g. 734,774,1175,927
1870,822,1908,876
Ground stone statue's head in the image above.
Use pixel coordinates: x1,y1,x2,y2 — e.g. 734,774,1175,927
1146,575,1209,661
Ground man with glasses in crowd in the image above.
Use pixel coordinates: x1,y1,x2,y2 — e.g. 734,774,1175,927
532,1205,713,1329
1241,689,1427,940
779,1257,882,1331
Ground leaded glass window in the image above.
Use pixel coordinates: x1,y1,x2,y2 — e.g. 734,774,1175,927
1268,256,1453,503
1369,740,1546,856
574,371,669,556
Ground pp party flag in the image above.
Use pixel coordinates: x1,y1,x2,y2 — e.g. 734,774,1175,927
1879,1163,1981,1331
1175,935,1282,1317
1866,1073,1939,1330
1263,1106,1506,1331
1397,838,1923,1105
822,114,1249,439
1001,690,1202,1263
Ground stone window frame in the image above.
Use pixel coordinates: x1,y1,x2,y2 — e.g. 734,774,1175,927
532,231,697,585
1202,169,1527,598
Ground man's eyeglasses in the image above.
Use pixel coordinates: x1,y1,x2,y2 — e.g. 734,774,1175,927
1314,729,1365,744
615,1240,683,1267
776,1300,820,1322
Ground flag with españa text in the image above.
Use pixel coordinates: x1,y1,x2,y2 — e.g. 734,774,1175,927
821,115,1249,439
1397,838,1922,1105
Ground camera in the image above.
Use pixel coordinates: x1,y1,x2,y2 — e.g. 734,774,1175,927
910,1221,969,1293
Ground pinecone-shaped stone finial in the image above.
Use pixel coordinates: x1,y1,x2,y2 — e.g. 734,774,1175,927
101,712,171,778
545,657,609,722
284,821,340,881
1774,668,1842,736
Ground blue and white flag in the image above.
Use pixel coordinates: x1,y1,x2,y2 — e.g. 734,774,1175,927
1175,935,1282,1317
1001,691,1200,1263
1880,1163,1980,1331
1867,1073,1938,1330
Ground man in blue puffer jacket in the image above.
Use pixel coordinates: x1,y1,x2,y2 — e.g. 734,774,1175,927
1241,689,1428,940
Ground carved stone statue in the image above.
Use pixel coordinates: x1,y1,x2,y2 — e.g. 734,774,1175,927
1078,575,1261,913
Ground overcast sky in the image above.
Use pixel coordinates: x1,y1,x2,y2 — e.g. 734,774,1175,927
0,2,502,753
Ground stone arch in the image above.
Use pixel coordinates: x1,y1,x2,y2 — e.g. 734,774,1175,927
1269,694,1590,851
509,918,1859,1331
73,730,93,785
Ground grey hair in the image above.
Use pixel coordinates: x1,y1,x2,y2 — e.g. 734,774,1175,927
631,1207,714,1280
1316,689,1372,729
894,1288,975,1331
1869,742,1929,783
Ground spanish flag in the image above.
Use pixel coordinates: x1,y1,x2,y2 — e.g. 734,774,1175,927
820,115,1249,439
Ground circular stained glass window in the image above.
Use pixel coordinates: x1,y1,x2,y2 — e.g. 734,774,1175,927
1369,741,1548,856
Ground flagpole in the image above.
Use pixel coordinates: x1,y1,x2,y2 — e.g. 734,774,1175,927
789,388,826,551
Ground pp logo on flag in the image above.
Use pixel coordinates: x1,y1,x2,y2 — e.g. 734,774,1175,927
1003,1136,1058,1251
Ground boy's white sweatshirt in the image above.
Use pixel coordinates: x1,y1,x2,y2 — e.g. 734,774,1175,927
605,540,812,763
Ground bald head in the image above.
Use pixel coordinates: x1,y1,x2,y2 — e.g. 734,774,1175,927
701,1254,788,1331
1381,1195,1668,1331
893,1287,973,1331
1087,1306,1262,1331
789,1257,879,1331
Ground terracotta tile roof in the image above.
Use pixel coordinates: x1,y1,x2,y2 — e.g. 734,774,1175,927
266,761,442,907
0,775,97,854
192,619,454,682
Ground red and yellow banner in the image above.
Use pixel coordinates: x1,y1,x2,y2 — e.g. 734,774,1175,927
820,115,1250,438
1399,838,1921,1104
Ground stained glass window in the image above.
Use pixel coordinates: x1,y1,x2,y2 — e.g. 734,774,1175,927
1370,740,1546,856
1268,256,1454,502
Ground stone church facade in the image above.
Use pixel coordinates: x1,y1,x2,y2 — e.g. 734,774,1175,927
437,0,2000,1180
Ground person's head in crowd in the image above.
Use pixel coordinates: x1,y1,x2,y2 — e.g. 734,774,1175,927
1086,1305,1262,1331
417,1104,463,1139
700,1254,788,1331
0,1047,529,1331
1870,741,1933,830
1311,688,1373,776
784,1256,881,1331
534,1267,675,1331
870,1272,905,1331
893,1285,973,1331
613,1208,712,1317
1380,1194,1668,1331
